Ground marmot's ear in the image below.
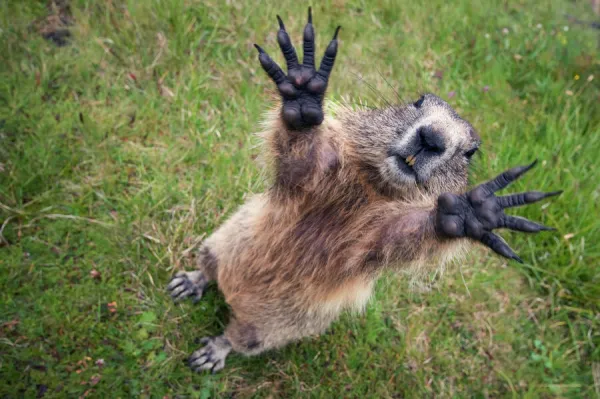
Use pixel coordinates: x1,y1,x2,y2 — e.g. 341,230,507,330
413,95,426,109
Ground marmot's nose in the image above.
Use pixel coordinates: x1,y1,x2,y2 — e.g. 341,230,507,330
418,125,446,153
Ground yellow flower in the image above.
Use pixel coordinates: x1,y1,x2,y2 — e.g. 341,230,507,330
574,74,580,80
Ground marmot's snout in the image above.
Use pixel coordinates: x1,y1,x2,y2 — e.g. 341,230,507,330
382,93,480,188
387,124,455,184
418,126,447,154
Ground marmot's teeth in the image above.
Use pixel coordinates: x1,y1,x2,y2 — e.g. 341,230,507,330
407,155,417,167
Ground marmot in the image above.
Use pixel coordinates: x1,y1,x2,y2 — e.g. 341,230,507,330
167,9,561,373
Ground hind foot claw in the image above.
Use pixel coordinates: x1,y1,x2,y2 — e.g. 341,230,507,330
167,270,207,303
188,336,232,373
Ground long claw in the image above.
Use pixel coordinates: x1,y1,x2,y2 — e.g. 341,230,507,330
498,190,562,208
211,361,222,374
169,285,187,298
276,15,299,70
253,43,265,54
167,278,185,291
276,15,285,30
255,46,286,85
315,26,340,81
480,231,522,262
502,215,554,233
483,160,538,194
173,288,194,301
333,25,341,40
302,7,315,68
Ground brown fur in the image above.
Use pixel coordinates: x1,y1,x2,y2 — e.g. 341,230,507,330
191,99,475,357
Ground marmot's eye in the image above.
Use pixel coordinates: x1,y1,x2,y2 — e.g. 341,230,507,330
464,147,478,159
414,95,425,109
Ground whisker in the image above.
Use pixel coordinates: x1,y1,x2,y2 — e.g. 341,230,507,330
349,70,393,108
375,67,405,104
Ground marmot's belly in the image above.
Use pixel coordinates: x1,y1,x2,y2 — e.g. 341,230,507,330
218,238,374,314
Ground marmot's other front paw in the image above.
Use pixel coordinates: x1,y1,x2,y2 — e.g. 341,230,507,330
254,8,340,130
436,161,561,262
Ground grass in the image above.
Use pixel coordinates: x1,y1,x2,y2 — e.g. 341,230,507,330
0,0,598,397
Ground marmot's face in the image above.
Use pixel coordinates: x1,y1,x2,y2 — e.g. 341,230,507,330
354,93,481,196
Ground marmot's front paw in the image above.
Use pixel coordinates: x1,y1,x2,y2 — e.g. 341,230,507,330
436,161,561,262
254,8,340,130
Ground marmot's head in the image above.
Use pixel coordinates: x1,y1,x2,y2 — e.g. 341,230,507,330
346,93,480,196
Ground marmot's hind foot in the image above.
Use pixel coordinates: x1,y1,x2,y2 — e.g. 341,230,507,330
188,336,232,373
167,270,207,303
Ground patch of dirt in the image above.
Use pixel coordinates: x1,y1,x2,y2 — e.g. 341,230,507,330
33,1,74,47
